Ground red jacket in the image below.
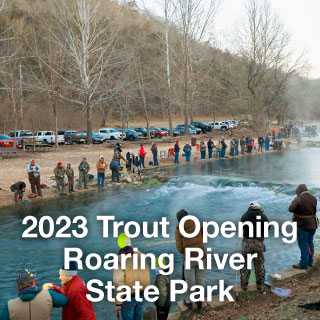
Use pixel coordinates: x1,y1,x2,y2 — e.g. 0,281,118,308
52,275,96,320
248,140,254,147
139,147,146,157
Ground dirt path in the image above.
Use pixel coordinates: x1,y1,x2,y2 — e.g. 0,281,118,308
0,130,279,208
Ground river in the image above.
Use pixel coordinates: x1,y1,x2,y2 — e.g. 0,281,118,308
1,141,320,318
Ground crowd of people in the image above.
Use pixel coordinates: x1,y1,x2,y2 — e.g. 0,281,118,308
10,129,289,204
1,183,317,320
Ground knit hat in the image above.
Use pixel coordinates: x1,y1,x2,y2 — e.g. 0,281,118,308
100,155,104,159
16,269,35,286
117,233,131,248
249,201,261,209
31,159,35,164
60,261,78,276
57,161,62,166
176,209,188,222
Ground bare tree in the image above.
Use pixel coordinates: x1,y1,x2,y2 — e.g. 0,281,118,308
172,0,221,133
234,0,305,128
45,0,120,144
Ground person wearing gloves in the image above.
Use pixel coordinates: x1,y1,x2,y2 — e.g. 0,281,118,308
26,159,42,197
0,269,67,320
113,234,150,320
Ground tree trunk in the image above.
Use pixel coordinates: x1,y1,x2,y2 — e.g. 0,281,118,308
52,101,58,148
86,104,93,145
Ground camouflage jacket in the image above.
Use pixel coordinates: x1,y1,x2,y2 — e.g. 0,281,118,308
66,167,74,178
54,166,66,179
78,161,90,173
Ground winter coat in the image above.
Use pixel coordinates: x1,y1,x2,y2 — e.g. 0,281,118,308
241,208,269,241
154,274,171,309
215,142,222,151
151,144,158,155
289,184,318,230
240,138,246,146
207,140,214,149
54,166,66,179
1,286,67,320
10,181,25,192
221,140,227,150
265,135,270,142
248,140,254,147
96,160,107,173
175,219,206,260
174,144,180,153
66,168,74,179
234,138,239,147
110,160,120,170
26,163,41,178
52,275,96,320
139,147,146,157
200,143,206,152
183,144,192,152
78,161,90,173
113,248,150,305
258,137,264,144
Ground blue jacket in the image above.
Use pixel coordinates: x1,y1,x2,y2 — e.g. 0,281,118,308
0,286,68,320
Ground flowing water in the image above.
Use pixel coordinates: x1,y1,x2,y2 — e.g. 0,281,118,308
1,140,320,318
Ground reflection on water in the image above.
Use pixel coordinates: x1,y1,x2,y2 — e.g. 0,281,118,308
0,147,320,317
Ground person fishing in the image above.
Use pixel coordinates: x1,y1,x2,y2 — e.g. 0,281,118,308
10,181,26,202
289,184,318,270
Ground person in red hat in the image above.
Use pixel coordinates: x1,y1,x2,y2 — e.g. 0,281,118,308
54,161,67,196
26,159,42,197
44,262,96,320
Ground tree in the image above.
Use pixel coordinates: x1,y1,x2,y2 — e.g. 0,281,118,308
45,0,120,144
234,0,304,129
173,0,221,133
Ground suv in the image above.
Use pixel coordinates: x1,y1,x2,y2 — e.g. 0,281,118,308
117,129,140,141
33,131,65,145
150,128,168,138
208,122,229,131
160,128,181,137
134,128,155,138
190,121,212,133
175,125,197,135
58,129,87,144
98,128,121,140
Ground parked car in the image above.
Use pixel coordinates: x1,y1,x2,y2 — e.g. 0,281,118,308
78,131,105,144
226,120,236,129
116,129,140,141
57,129,87,145
149,128,168,139
8,130,43,147
0,135,18,148
189,124,201,134
33,131,65,145
190,121,212,133
208,121,229,131
134,128,155,138
175,125,197,135
98,128,122,140
160,128,181,137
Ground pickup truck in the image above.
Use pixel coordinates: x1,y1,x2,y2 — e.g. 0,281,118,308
208,121,230,131
58,129,87,145
33,131,65,145
190,121,212,133
98,128,121,140
8,130,44,147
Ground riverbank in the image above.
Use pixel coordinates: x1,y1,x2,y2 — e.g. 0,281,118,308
0,132,285,209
